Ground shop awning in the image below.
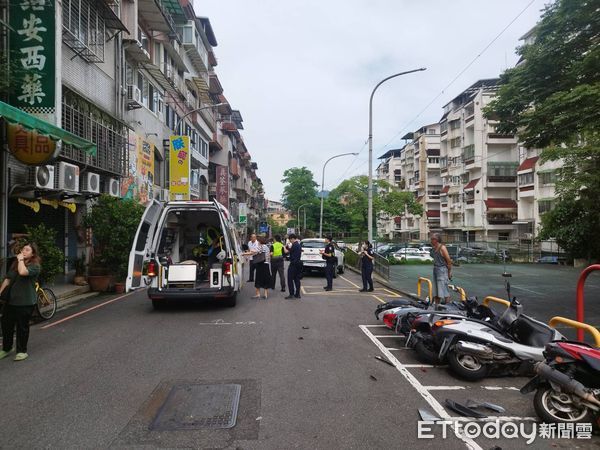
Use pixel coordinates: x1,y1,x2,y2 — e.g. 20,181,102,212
0,101,96,155
463,178,480,191
517,156,539,172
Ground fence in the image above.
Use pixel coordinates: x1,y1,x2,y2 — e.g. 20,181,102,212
344,248,390,281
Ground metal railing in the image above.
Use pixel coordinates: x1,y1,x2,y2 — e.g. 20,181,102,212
344,248,390,281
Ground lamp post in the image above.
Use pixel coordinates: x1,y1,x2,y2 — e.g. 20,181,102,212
298,204,308,235
319,152,358,238
174,103,227,135
367,68,426,242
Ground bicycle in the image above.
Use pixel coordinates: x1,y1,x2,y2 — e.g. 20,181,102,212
35,282,57,320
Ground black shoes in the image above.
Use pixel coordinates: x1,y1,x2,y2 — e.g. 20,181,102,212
295,295,301,299
367,288,374,292
358,289,367,292
247,279,254,282
281,288,286,292
324,288,332,291
284,295,295,299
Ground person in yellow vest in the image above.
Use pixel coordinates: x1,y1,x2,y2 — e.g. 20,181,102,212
270,235,286,292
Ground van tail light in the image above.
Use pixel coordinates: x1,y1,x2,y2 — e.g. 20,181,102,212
147,260,157,277
223,260,232,276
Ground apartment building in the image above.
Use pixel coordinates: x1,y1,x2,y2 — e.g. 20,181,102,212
439,79,519,242
375,124,441,241
0,0,264,274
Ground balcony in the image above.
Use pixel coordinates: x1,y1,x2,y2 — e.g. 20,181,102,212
178,21,209,72
487,216,517,225
487,175,517,184
209,131,223,151
138,0,176,34
462,144,475,164
487,133,517,145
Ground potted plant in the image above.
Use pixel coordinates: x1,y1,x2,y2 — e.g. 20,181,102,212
83,194,145,292
71,255,88,286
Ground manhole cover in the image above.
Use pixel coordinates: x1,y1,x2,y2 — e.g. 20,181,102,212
150,383,241,431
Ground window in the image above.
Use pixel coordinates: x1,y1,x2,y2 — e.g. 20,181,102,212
519,172,534,185
498,232,510,241
138,28,150,53
449,120,461,130
539,171,557,185
487,162,518,177
450,137,462,148
538,200,554,214
62,0,106,62
427,128,437,135
428,157,439,164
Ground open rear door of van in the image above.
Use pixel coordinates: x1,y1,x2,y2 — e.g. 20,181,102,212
126,200,164,292
213,200,241,290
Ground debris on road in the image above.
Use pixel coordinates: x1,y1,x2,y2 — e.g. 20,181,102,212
444,399,487,418
374,355,395,367
465,399,506,413
302,326,310,329
418,409,441,422
298,337,304,340
369,375,378,381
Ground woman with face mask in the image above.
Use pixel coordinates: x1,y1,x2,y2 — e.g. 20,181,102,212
0,242,42,361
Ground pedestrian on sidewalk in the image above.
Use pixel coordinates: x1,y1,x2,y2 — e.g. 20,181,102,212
359,240,374,292
270,235,286,292
321,236,336,291
246,233,260,282
431,232,452,304
0,242,42,362
252,237,272,299
284,234,302,299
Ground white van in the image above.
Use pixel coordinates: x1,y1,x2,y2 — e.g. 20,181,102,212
126,199,243,309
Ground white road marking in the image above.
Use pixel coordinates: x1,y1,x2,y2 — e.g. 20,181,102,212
511,285,546,296
360,325,482,450
363,324,387,328
482,386,520,391
382,288,402,297
403,364,439,368
372,335,406,338
386,347,411,351
424,386,466,391
449,416,538,422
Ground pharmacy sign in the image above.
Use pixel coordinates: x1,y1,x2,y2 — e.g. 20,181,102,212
10,0,55,113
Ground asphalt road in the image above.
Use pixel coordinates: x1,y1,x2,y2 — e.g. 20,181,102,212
0,267,598,449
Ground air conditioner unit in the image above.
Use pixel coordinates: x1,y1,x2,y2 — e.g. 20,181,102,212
106,178,120,197
157,188,169,202
81,172,100,194
30,165,55,189
57,162,79,192
127,85,142,104
165,66,174,82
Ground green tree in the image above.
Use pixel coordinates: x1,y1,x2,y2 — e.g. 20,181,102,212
281,167,319,230
18,224,65,284
84,195,145,279
327,176,423,238
485,0,600,260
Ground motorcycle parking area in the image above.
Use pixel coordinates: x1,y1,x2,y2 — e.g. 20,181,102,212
359,323,597,449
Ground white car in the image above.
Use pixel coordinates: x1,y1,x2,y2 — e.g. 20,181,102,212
392,247,434,262
300,239,345,276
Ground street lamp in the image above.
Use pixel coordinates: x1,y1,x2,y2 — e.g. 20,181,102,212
297,204,308,235
319,152,358,238
174,103,227,135
367,68,426,242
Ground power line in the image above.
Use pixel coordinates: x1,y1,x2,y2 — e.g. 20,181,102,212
375,0,537,155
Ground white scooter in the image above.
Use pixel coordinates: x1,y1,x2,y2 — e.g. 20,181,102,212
429,272,565,380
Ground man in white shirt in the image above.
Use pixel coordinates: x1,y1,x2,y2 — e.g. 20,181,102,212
247,233,260,282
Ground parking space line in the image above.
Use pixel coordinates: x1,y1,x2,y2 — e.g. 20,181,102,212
363,324,387,328
404,364,439,368
424,386,466,391
360,325,482,450
339,275,360,289
371,295,386,304
449,416,538,422
372,335,406,338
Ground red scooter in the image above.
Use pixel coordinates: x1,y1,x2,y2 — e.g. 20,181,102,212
521,341,600,428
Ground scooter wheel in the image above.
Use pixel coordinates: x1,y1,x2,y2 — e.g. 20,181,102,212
447,350,489,381
534,385,594,424
414,339,443,365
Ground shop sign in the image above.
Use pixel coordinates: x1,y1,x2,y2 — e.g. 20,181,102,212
169,135,190,201
9,0,56,113
7,123,59,164
216,165,229,208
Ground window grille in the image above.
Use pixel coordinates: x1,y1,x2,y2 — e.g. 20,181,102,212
63,0,106,63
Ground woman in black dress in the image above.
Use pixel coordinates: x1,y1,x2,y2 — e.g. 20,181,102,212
252,236,272,299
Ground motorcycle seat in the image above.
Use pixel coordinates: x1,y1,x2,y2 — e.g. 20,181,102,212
581,353,600,372
510,316,554,347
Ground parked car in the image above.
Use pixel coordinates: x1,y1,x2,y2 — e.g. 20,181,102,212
536,256,562,264
300,239,345,276
392,248,433,262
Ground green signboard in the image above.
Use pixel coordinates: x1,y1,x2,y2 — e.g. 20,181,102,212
9,0,56,113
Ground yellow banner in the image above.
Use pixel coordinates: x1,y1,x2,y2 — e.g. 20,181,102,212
169,135,190,201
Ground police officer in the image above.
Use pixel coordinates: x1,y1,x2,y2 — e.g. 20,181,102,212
322,236,336,291
284,234,302,299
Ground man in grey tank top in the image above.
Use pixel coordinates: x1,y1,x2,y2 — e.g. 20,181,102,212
430,233,452,303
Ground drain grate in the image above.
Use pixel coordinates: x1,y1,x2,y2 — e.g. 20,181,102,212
150,383,241,431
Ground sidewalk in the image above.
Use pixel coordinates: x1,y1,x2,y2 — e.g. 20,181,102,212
46,278,100,311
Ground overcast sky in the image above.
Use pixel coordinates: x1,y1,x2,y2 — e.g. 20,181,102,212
197,0,548,202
